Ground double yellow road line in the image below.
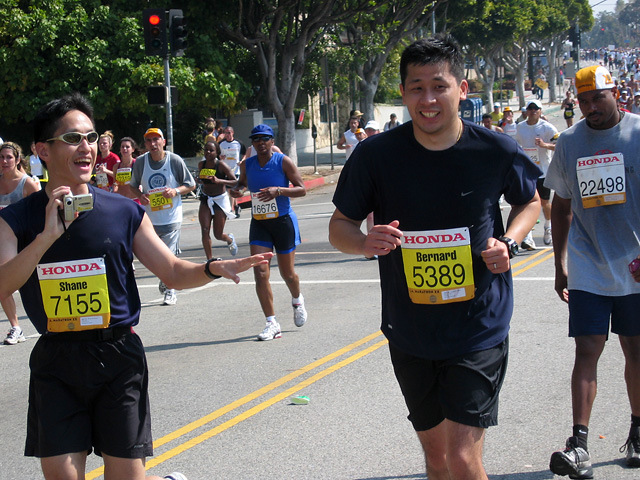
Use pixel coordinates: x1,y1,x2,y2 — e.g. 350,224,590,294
88,248,555,478
88,331,388,478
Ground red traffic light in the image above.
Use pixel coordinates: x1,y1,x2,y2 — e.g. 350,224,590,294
149,14,161,25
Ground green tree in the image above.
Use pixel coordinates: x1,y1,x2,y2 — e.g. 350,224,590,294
335,1,440,124
0,0,243,155
217,0,380,164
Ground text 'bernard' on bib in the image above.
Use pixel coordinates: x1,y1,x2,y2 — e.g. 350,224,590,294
401,227,475,305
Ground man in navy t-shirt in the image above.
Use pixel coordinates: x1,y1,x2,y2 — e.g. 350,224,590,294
329,34,541,479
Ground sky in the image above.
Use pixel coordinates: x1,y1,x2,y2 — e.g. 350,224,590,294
590,0,619,14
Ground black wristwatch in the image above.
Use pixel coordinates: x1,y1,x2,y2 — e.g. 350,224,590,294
204,258,223,280
498,236,519,259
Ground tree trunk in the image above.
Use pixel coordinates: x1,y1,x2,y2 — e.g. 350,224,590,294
359,79,378,126
275,110,298,165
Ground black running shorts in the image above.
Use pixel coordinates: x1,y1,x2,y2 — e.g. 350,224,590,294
25,331,153,458
389,337,509,431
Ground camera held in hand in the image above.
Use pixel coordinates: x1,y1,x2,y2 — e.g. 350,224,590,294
63,193,93,221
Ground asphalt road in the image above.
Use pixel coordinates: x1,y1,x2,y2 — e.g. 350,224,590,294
1,106,636,480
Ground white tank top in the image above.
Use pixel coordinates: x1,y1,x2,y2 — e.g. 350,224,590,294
140,153,182,226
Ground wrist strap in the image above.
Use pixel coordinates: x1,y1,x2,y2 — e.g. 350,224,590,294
204,258,223,280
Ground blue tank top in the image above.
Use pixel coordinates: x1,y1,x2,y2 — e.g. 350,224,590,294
245,152,292,217
0,185,145,334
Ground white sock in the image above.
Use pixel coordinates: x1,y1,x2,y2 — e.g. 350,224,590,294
545,220,551,229
292,294,304,305
266,316,276,323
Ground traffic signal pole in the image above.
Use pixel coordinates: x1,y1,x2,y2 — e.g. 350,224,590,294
143,8,186,153
164,56,174,153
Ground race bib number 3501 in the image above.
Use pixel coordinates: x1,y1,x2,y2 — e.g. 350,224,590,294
37,258,111,332
401,228,475,304
576,153,626,209
148,187,173,211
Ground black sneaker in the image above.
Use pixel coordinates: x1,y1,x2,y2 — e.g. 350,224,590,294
620,434,640,467
550,436,593,479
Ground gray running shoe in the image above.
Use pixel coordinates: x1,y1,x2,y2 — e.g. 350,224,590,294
159,280,167,295
549,436,593,479
228,233,238,256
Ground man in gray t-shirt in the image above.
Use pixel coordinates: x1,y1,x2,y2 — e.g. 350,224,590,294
545,65,640,478
129,128,195,305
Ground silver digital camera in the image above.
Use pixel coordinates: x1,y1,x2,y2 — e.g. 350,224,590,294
63,194,93,221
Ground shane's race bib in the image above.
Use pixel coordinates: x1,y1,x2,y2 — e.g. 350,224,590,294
199,168,217,178
37,258,110,332
251,192,279,220
401,227,475,304
576,153,626,209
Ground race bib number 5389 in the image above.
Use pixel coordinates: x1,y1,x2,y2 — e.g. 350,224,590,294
401,228,475,304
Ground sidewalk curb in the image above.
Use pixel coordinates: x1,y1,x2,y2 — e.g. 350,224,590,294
236,168,343,205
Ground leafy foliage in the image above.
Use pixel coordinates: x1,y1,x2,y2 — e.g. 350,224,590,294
0,0,246,154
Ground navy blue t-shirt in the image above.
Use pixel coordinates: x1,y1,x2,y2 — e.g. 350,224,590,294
0,185,145,334
332,120,541,360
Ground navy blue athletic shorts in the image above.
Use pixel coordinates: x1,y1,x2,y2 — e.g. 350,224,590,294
389,337,509,431
249,212,300,254
569,290,640,337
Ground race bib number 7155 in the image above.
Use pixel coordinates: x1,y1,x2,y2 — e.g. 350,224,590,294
37,258,111,332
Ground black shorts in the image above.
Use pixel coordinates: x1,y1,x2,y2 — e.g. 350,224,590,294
537,177,551,200
389,337,508,431
25,330,153,458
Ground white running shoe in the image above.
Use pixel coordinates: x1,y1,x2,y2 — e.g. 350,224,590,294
521,231,536,251
159,281,167,295
163,290,177,306
4,326,25,345
293,295,307,327
165,473,188,480
544,226,552,245
228,233,238,256
257,321,282,341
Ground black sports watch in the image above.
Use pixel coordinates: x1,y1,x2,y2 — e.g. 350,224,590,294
498,236,519,259
204,257,223,280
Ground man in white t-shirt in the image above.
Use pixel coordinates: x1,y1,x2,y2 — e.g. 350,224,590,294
516,99,558,249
